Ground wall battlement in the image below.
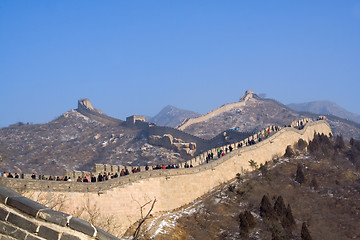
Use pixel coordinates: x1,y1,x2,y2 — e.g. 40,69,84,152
0,120,332,237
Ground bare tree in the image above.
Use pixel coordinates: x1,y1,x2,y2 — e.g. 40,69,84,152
133,198,157,240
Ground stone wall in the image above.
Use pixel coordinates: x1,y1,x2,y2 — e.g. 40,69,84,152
0,120,332,237
176,90,257,130
0,183,118,239
146,124,254,157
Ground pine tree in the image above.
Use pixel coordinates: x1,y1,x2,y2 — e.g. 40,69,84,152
301,222,312,240
295,138,308,152
282,204,295,229
239,210,256,237
335,135,345,151
295,163,305,184
274,195,286,218
284,145,295,158
260,195,277,220
310,176,319,190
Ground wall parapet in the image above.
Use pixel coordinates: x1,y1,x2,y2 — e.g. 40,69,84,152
0,183,119,239
0,120,331,193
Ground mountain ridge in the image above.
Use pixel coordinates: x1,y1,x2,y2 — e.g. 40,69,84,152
1,92,360,176
149,105,201,127
287,100,360,124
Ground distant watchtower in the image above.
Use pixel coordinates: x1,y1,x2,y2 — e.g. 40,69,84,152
126,115,146,125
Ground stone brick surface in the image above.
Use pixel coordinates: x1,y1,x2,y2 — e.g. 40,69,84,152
68,217,95,237
38,209,69,227
6,197,48,217
7,212,39,233
0,184,21,204
0,221,27,239
25,234,45,240
0,234,17,240
60,233,82,240
95,227,120,240
38,225,60,240
0,208,9,221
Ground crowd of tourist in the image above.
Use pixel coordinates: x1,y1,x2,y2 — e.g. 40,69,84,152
1,172,21,178
0,124,291,184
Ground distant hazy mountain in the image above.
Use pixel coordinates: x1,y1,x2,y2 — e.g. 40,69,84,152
287,101,360,124
150,105,201,127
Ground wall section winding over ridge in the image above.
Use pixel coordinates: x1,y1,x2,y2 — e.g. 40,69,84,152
0,121,332,237
176,99,252,130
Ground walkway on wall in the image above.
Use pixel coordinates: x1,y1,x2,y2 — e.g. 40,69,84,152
0,118,318,193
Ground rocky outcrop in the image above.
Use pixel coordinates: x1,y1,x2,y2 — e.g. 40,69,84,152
76,99,122,126
149,134,197,156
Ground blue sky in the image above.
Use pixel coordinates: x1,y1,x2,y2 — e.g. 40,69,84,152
1,1,359,127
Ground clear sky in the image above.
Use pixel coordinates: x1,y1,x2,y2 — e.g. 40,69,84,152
1,1,359,127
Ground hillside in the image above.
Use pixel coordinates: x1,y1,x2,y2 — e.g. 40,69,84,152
177,91,360,140
150,105,201,127
1,92,360,177
0,109,179,176
126,134,360,240
288,101,360,124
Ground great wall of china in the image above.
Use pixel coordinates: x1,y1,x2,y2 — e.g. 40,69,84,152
176,90,258,130
0,116,332,238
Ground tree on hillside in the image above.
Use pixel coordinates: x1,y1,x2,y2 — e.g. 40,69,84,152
260,195,277,220
295,138,308,152
310,176,319,190
249,159,258,170
350,138,360,151
239,210,256,238
259,162,271,180
274,196,286,218
301,222,312,240
295,163,305,184
133,198,157,240
308,133,334,159
282,204,295,230
348,138,360,168
334,135,345,151
284,145,295,158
